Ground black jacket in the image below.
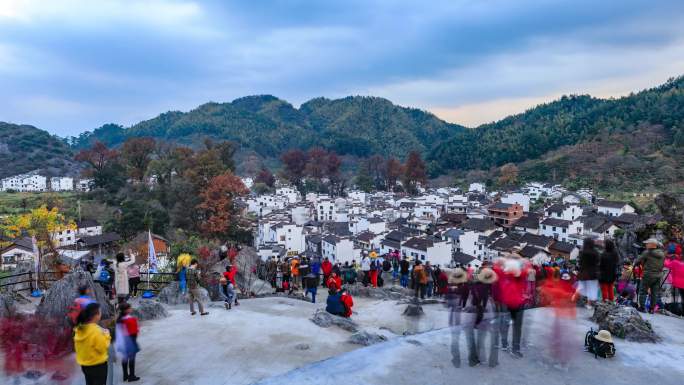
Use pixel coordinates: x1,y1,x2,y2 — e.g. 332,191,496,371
399,259,410,274
578,248,600,281
599,251,619,283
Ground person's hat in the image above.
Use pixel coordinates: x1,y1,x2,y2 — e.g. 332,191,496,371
560,273,571,281
477,268,497,284
643,238,661,246
595,330,613,344
449,268,468,284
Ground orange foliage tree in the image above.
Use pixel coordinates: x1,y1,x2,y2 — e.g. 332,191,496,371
197,172,249,240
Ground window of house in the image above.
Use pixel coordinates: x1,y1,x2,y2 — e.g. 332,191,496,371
562,228,566,233
552,226,556,232
543,225,547,230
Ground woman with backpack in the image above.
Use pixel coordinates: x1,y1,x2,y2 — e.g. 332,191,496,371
115,303,141,382
599,240,620,302
74,302,111,385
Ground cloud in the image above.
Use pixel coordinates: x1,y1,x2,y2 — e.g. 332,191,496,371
0,0,683,136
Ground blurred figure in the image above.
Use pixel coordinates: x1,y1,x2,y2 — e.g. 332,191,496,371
176,253,192,295
599,240,619,302
494,253,530,358
575,239,600,308
326,288,345,317
464,268,498,367
425,261,434,298
413,260,428,299
304,272,319,303
223,264,239,307
115,303,141,382
541,272,577,369
74,303,111,385
446,268,468,367
340,288,354,318
127,262,141,297
322,257,333,287
399,256,410,288
636,238,665,313
327,271,342,291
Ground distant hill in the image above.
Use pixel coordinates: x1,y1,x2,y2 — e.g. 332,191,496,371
71,95,466,158
428,76,684,190
0,122,78,179
4,75,684,191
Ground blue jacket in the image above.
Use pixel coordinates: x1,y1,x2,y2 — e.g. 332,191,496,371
326,293,345,316
311,261,321,275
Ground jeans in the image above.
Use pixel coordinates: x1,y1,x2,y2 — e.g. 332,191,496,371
500,307,524,353
81,362,107,385
464,317,499,367
306,287,317,303
426,282,434,298
400,274,409,288
639,274,662,310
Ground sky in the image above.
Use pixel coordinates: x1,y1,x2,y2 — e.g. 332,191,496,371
1,0,684,137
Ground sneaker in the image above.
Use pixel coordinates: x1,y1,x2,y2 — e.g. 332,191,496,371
128,375,140,382
510,351,523,359
191,312,197,315
200,312,209,316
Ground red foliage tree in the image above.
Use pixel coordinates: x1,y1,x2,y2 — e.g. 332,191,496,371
402,151,427,194
74,141,118,174
281,149,308,186
255,167,276,187
306,147,328,180
197,172,249,239
385,157,403,191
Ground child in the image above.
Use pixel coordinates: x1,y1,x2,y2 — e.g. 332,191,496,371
115,303,141,382
68,285,95,326
222,265,240,307
74,303,110,385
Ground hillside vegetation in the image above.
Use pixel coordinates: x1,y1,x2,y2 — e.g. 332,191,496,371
0,122,77,178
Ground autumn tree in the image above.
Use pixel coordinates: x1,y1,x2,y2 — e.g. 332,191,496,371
281,149,308,188
75,141,125,191
498,163,520,187
402,151,427,194
198,172,249,239
121,137,156,181
305,147,328,181
385,157,403,192
255,167,276,187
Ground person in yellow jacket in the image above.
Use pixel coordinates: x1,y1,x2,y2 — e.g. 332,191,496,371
74,302,111,385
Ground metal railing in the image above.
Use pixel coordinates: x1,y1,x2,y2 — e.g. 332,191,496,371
132,272,177,293
0,271,60,293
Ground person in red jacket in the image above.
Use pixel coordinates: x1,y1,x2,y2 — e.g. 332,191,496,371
327,272,342,291
321,258,333,287
222,265,239,306
115,303,141,382
493,253,529,359
340,289,354,318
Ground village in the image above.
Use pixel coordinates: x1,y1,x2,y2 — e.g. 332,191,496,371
0,170,655,273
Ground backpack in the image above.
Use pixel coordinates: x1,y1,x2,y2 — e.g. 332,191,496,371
99,269,111,283
382,259,391,272
584,329,616,358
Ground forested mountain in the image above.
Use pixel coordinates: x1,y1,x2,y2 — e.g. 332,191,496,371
4,75,684,191
71,95,466,158
428,76,684,178
0,122,78,178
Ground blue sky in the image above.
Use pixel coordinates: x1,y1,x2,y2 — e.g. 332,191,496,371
1,0,683,136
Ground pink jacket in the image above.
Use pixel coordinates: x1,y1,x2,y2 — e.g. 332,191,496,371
665,258,684,289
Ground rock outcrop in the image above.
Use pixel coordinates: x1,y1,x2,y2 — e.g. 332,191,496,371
35,270,114,325
131,299,170,321
592,302,660,342
310,309,359,332
348,331,388,346
345,283,413,300
158,281,209,306
0,292,17,317
403,298,424,317
211,247,273,296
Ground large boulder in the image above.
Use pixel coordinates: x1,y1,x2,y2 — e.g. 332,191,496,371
592,302,660,342
310,309,359,332
403,301,424,317
158,281,209,306
0,292,17,317
211,247,273,296
35,270,114,325
348,331,388,346
345,283,412,300
131,299,169,321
